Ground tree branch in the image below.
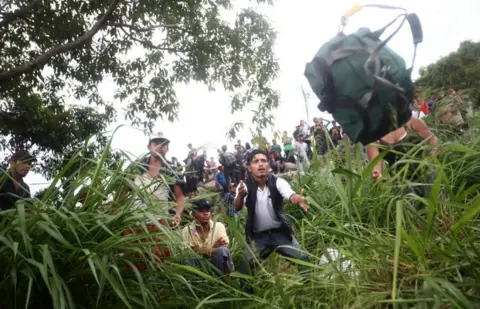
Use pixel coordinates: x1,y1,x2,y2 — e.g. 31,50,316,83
109,22,181,32
0,0,42,29
119,27,184,54
0,0,121,82
109,22,201,36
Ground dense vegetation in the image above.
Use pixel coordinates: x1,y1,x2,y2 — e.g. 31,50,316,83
1,2,480,308
415,40,480,104
0,0,278,177
0,114,479,309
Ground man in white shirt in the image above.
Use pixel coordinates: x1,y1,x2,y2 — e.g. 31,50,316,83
234,149,309,291
129,132,186,226
293,136,310,172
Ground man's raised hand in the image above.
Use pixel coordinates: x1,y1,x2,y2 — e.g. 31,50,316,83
237,180,248,198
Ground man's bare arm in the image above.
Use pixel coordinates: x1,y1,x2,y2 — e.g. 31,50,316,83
173,184,185,215
409,117,438,146
234,195,244,211
367,142,383,175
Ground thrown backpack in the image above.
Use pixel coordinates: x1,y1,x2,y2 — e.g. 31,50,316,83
304,4,423,145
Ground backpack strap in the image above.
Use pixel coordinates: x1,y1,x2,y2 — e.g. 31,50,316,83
368,12,423,75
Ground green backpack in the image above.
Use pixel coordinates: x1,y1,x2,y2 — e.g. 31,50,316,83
304,5,423,145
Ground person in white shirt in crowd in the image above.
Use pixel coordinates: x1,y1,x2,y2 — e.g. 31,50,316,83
130,132,185,227
293,134,310,173
299,119,314,159
234,149,309,292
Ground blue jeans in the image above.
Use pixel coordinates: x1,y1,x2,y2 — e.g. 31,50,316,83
239,230,309,275
183,247,234,276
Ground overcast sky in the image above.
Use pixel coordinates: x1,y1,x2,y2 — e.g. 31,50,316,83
26,0,480,192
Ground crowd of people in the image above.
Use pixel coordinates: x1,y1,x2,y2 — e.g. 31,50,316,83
0,86,474,289
177,118,346,198
412,88,475,128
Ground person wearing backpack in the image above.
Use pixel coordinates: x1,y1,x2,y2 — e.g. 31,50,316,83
194,151,207,183
184,151,199,196
367,116,437,197
234,149,309,292
234,144,246,181
218,145,237,184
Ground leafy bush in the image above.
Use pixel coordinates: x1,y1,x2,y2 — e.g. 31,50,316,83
1,123,480,309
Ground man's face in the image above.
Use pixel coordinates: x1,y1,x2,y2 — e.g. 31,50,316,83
248,153,269,178
11,160,32,177
415,91,420,98
148,140,168,157
229,183,236,194
300,120,305,126
237,140,241,145
193,208,211,224
332,121,337,127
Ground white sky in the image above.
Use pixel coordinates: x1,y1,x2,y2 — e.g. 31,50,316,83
26,0,480,192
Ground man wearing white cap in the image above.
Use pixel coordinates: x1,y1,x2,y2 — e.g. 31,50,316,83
132,132,186,227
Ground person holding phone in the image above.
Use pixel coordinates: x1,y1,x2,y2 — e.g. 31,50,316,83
234,149,309,291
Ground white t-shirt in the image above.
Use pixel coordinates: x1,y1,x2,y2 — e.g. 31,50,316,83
133,173,170,210
301,124,310,135
294,141,307,154
236,178,295,232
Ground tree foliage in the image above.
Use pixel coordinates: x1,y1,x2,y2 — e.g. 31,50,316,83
415,40,480,101
0,0,279,177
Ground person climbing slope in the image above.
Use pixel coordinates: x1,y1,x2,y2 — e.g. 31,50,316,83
234,149,309,292
366,116,437,197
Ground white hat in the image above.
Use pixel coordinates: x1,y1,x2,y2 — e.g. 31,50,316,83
149,131,170,144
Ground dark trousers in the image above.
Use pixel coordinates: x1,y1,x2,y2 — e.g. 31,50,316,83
235,166,245,182
240,230,309,283
224,166,236,184
182,247,234,277
305,139,313,160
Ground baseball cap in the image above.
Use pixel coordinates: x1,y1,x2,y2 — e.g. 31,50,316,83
10,150,36,163
149,131,170,145
191,199,211,211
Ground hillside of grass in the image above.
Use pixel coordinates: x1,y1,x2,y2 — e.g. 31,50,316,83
1,116,480,309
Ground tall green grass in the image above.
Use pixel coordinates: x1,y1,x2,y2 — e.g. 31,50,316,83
1,118,480,309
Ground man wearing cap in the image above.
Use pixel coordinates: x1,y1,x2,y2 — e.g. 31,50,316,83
181,199,234,276
130,132,186,226
234,149,309,285
0,150,35,212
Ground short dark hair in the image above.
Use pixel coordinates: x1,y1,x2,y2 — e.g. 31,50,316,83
149,138,169,146
247,149,268,165
10,150,36,163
